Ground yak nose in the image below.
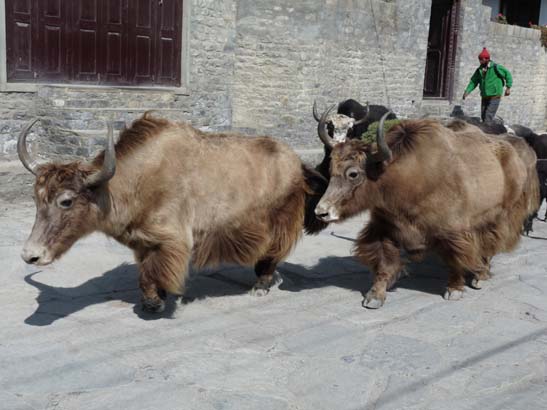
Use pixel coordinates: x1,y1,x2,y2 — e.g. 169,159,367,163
315,209,330,221
21,245,48,265
315,203,339,222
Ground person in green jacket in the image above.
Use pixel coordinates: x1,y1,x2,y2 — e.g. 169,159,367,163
462,47,512,122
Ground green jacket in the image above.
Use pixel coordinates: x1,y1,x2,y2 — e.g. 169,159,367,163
464,62,513,98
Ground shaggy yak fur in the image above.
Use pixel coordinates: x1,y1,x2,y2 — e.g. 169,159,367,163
19,113,327,312
315,116,539,309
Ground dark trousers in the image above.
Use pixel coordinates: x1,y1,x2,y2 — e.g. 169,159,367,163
481,97,501,122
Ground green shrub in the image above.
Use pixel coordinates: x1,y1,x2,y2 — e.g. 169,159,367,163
360,119,401,144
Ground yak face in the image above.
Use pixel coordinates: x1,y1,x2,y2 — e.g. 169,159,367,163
314,110,394,222
327,114,360,143
18,119,116,266
313,101,370,146
21,164,100,265
314,141,369,222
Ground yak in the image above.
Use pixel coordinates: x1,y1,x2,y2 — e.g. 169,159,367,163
314,111,539,309
449,105,509,135
312,99,396,179
447,115,547,230
538,159,547,220
511,124,547,221
18,113,326,312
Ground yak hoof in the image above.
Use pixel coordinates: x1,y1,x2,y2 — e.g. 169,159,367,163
142,297,166,313
443,288,464,301
363,292,385,309
250,286,270,297
250,271,282,297
470,278,482,289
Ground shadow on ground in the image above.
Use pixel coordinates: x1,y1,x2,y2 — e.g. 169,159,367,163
23,251,454,325
23,264,177,326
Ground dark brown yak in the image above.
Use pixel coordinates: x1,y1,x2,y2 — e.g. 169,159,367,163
314,112,539,308
19,113,325,312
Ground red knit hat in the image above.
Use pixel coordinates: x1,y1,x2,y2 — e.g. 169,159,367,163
478,47,490,60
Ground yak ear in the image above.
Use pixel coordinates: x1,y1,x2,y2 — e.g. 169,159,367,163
363,158,387,181
359,141,390,181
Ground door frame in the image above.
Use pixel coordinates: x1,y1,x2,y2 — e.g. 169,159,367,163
0,0,191,94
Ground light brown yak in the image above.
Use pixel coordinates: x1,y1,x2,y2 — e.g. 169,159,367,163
314,111,539,309
19,113,326,312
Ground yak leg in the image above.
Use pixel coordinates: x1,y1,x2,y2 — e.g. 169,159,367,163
249,189,304,297
443,264,466,300
251,257,282,297
469,256,492,289
437,232,488,300
355,221,403,309
523,214,534,236
136,236,191,313
439,248,475,301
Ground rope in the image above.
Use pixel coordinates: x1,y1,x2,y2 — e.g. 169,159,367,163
369,0,391,108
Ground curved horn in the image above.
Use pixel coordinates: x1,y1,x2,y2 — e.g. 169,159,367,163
84,123,116,188
352,101,370,126
373,110,393,162
317,104,336,149
312,100,321,122
17,118,41,175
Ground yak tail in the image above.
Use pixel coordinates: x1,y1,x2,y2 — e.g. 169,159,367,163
301,163,330,234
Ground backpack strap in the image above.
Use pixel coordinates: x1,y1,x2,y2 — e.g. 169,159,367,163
492,62,506,86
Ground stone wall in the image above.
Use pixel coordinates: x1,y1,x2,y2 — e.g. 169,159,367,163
0,93,36,157
0,0,546,163
231,0,431,145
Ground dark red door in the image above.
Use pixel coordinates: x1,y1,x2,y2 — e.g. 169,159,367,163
6,0,183,86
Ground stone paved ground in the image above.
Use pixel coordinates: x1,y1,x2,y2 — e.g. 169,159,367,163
1,162,547,410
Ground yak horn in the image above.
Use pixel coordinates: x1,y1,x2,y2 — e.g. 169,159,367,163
84,123,116,188
317,104,336,149
312,100,321,122
17,118,41,175
352,101,370,126
373,111,393,163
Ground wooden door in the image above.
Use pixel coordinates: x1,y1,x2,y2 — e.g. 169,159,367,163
6,0,183,86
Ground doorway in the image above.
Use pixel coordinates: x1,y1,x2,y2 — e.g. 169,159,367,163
423,0,461,99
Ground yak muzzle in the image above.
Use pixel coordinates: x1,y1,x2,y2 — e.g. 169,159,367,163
315,203,340,222
21,243,53,266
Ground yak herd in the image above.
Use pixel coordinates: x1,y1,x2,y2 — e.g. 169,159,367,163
18,99,547,311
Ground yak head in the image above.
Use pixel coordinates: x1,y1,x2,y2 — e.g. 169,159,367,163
313,101,369,143
315,111,393,222
18,120,116,265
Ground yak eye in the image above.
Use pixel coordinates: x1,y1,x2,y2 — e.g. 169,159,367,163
59,199,73,208
56,191,77,209
56,195,75,209
346,168,360,180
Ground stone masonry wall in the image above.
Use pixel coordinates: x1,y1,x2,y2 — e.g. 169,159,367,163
231,0,432,147
0,0,546,163
0,93,37,157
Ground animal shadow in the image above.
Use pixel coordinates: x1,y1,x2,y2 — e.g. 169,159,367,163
23,263,271,325
24,264,178,325
24,253,452,325
278,253,451,298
